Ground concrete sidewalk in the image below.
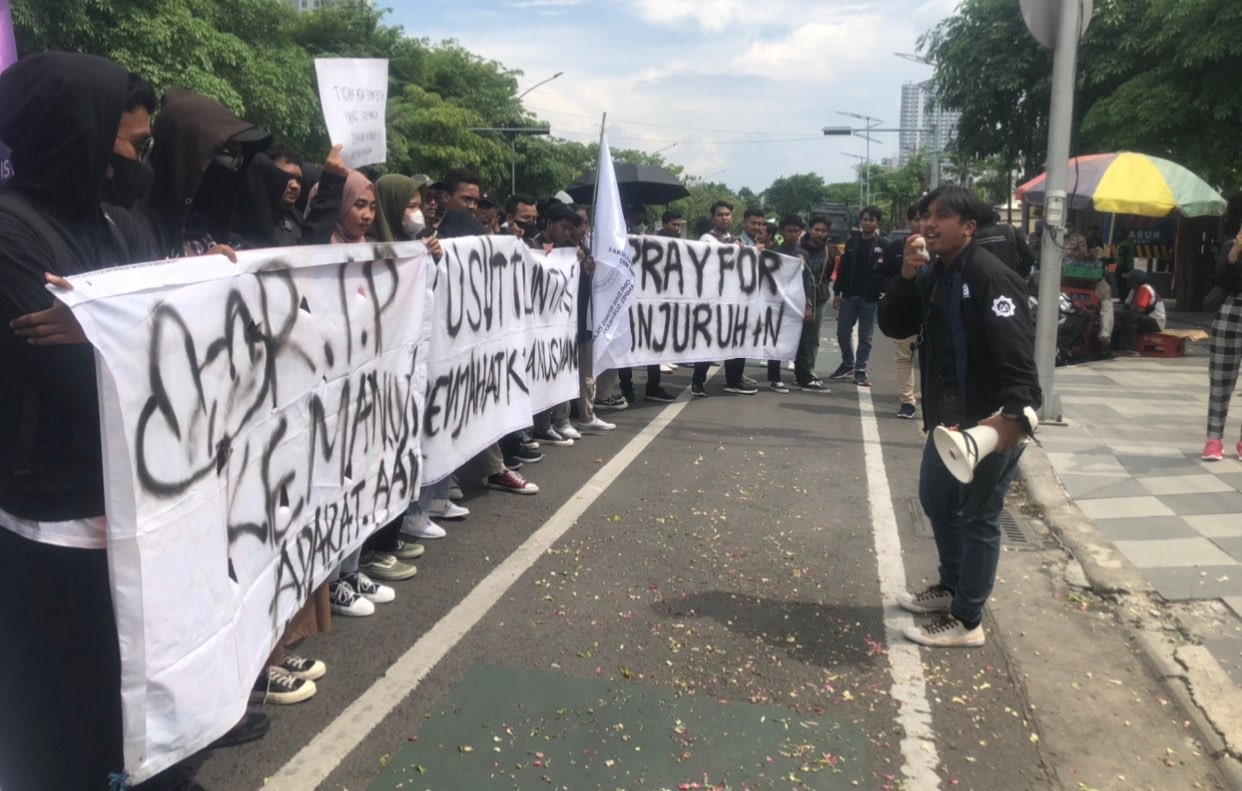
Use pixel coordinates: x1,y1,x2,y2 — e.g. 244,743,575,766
1023,320,1242,781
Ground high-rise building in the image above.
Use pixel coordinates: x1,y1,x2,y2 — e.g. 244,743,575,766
284,0,371,12
897,81,959,166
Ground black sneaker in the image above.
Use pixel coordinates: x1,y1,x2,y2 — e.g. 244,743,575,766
768,381,790,394
829,364,854,381
517,429,539,451
690,384,709,398
722,383,758,395
279,653,327,681
620,388,637,404
800,379,829,392
509,448,544,464
250,666,317,705
897,403,917,419
645,387,677,403
854,372,871,387
504,457,524,471
208,712,269,750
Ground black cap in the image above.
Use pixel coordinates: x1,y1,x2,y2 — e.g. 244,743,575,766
478,192,497,207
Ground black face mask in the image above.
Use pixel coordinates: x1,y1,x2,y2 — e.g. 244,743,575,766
519,220,539,239
102,151,154,208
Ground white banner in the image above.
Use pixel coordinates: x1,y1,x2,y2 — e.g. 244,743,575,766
596,235,806,368
314,58,389,168
589,129,635,374
59,242,429,782
421,235,580,484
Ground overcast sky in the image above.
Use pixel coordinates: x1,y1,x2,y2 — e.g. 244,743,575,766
395,0,960,194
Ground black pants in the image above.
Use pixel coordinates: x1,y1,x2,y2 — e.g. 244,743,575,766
691,359,746,387
618,365,662,396
1114,311,1161,351
0,528,125,790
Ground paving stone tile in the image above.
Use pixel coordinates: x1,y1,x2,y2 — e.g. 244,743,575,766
1210,537,1242,564
1185,514,1242,538
1143,566,1242,601
1116,454,1206,476
1157,491,1242,516
1093,516,1201,542
1202,638,1242,687
1113,538,1237,568
1078,496,1176,520
1138,475,1236,496
1072,479,1150,500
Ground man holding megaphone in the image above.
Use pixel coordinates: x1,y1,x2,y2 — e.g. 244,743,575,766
878,186,1042,648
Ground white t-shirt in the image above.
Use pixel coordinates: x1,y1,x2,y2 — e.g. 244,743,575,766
0,505,106,549
1126,283,1167,330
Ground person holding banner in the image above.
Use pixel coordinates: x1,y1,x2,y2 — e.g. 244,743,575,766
774,215,830,393
0,52,270,791
692,200,757,396
878,186,1041,648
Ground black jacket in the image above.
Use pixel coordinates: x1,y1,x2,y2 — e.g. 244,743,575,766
836,232,887,300
0,53,132,521
798,237,833,306
878,241,1041,432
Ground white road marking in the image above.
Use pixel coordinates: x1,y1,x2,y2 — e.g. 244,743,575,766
856,385,942,790
263,393,698,790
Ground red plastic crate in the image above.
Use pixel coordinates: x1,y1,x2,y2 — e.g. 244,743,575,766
1137,332,1185,358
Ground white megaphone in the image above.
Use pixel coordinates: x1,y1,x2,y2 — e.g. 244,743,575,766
933,407,1039,484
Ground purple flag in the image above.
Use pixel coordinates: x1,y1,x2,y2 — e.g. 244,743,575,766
0,0,17,183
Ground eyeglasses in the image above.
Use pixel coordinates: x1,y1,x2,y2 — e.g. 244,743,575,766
137,136,155,162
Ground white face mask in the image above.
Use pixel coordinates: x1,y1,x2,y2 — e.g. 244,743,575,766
402,208,426,236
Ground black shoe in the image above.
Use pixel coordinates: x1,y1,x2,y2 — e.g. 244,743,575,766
508,448,543,464
516,429,539,452
829,363,854,381
208,712,270,750
645,387,676,403
690,384,708,397
620,387,637,404
897,403,917,419
504,457,524,471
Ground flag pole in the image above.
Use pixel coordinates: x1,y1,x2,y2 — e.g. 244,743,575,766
588,112,607,332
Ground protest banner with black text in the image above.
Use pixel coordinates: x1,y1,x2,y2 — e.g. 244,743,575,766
58,242,429,782
595,235,805,368
421,235,579,483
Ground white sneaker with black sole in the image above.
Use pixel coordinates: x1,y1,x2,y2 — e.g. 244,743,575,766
251,666,317,705
903,614,985,647
329,579,374,617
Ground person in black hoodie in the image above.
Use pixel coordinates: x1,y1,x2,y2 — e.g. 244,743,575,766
832,205,886,386
0,52,274,791
878,186,1041,649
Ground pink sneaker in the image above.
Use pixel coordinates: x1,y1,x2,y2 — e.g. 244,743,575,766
1203,439,1224,461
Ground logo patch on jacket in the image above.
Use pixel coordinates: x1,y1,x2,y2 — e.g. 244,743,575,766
992,295,1016,318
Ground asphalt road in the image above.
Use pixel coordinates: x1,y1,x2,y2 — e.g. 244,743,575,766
165,326,1064,791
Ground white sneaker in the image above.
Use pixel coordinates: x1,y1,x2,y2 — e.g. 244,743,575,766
429,499,469,520
342,571,395,604
555,422,583,440
329,579,375,617
896,585,953,614
579,416,616,432
786,361,795,371
903,614,984,647
402,512,447,540
660,363,676,374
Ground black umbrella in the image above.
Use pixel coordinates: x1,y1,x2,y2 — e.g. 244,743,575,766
565,162,691,205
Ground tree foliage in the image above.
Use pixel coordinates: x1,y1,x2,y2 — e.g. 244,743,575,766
922,0,1241,189
762,173,830,219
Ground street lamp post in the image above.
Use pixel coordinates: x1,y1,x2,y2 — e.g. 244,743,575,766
824,125,941,189
470,126,552,195
841,153,866,205
836,111,882,205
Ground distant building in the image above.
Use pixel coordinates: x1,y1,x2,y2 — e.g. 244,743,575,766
898,81,959,167
284,0,371,11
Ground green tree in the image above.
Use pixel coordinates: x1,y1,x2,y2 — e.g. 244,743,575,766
762,173,830,218
668,181,743,234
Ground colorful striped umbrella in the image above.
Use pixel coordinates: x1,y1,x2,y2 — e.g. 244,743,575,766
1015,152,1225,218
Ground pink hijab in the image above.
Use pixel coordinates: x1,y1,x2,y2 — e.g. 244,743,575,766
332,171,374,245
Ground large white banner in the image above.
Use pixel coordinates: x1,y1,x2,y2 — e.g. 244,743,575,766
59,242,429,782
421,235,579,483
314,58,389,168
597,236,806,368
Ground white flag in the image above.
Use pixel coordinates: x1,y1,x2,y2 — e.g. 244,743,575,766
590,130,635,374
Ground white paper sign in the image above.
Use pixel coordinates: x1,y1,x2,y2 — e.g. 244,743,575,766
421,235,579,484
597,236,806,368
315,58,389,168
59,242,428,782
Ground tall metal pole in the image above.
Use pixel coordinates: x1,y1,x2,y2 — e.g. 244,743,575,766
1033,0,1083,422
930,123,941,189
511,135,517,196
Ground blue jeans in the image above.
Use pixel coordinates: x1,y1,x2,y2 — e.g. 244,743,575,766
918,435,1024,626
836,296,877,373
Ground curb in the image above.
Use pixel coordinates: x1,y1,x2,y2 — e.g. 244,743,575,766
1019,442,1242,789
